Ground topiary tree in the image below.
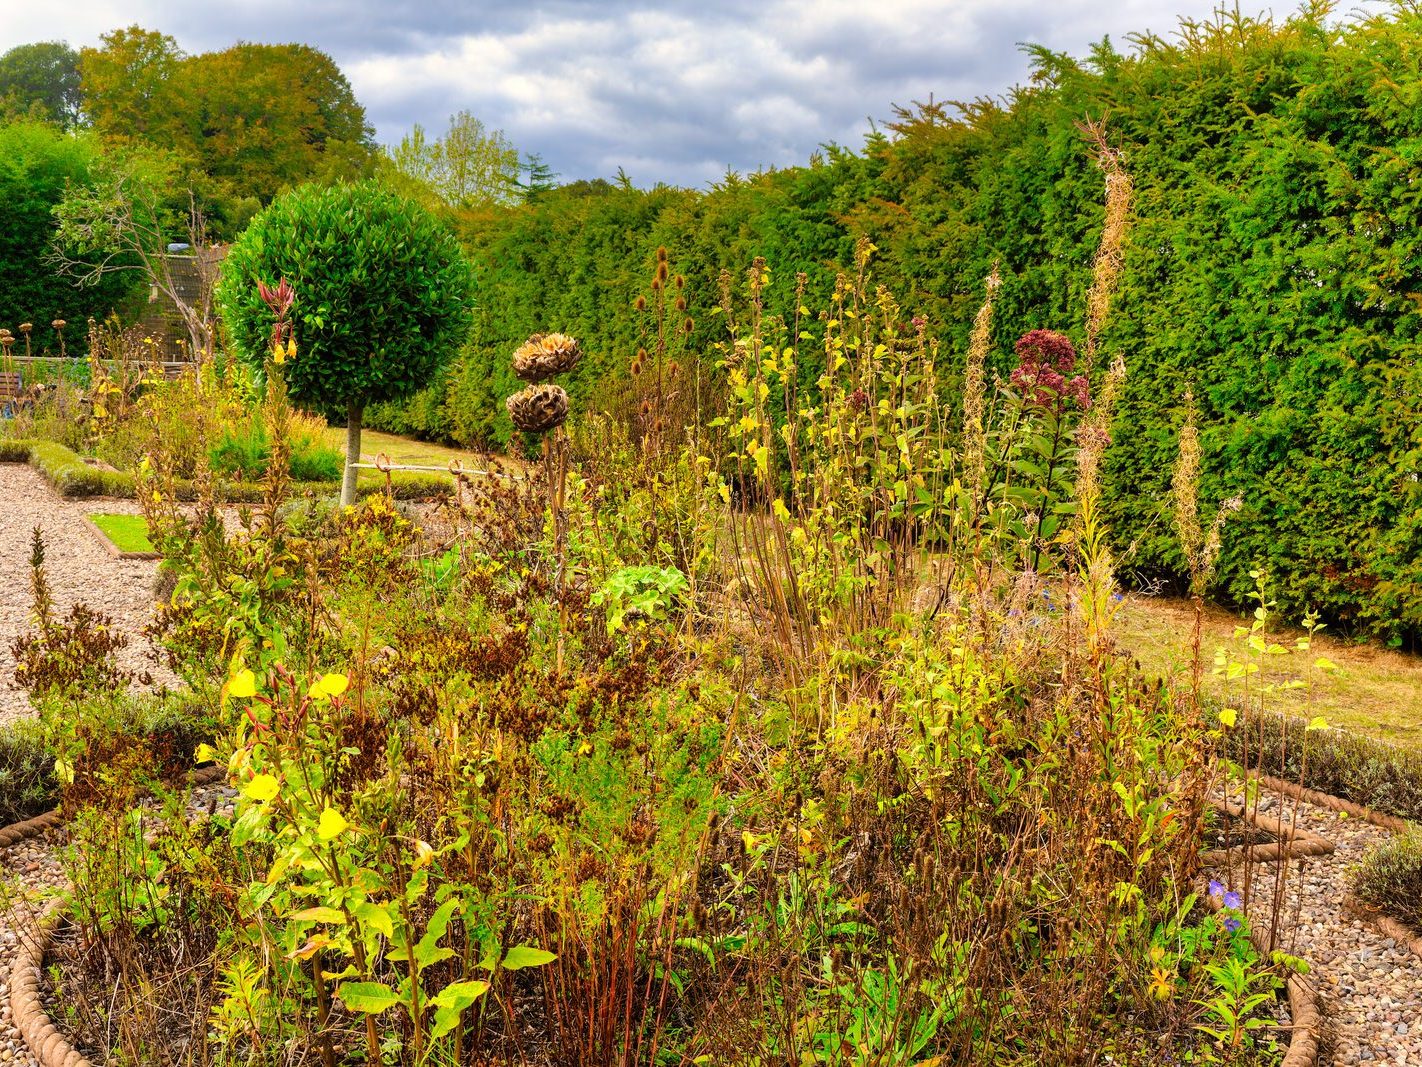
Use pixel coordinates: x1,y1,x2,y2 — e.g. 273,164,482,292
217,181,474,503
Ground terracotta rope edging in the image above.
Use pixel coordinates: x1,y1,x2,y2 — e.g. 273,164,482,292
9,907,94,1067
1247,770,1411,833
0,763,228,1066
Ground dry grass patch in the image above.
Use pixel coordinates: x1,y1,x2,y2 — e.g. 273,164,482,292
1114,594,1422,748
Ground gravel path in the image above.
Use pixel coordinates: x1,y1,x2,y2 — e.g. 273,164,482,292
0,463,176,723
1211,789,1422,1066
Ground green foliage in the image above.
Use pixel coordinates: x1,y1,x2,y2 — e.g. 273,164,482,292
216,181,475,416
208,411,343,482
592,565,688,633
0,120,143,348
0,42,81,128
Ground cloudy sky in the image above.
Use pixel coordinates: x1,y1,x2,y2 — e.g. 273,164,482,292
4,0,1286,187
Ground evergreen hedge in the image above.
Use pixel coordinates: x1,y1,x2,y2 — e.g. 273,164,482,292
366,6,1422,640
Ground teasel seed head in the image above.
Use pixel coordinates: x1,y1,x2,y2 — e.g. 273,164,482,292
634,295,647,311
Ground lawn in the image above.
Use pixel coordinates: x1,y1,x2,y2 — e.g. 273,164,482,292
86,512,155,554
322,427,525,487
1115,594,1422,748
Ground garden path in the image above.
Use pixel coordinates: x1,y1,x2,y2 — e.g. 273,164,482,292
0,463,175,723
1209,789,1422,1065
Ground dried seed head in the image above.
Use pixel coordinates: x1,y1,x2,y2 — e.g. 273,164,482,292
675,296,687,311
656,246,668,263
18,323,32,334
656,261,669,283
52,319,66,330
651,278,661,291
674,274,685,289
512,332,583,382
634,295,647,311
682,317,694,334
506,383,570,433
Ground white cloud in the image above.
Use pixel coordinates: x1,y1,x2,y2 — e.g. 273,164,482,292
0,0,1366,185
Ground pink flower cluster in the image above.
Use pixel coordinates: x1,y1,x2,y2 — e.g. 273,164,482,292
1010,329,1090,412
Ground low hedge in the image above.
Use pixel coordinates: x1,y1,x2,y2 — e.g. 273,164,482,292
1,438,453,502
1225,707,1422,824
1353,828,1422,931
0,692,214,825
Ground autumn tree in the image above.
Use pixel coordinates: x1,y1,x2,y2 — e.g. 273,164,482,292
79,28,375,212
78,26,182,144
0,43,82,128
388,110,520,208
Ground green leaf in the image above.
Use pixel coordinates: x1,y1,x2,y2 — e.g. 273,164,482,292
337,981,400,1014
501,944,557,970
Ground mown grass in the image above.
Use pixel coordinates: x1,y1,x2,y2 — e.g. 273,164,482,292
322,427,523,482
1115,594,1422,748
87,513,155,554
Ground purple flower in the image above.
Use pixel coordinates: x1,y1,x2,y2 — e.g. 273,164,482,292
1223,891,1243,911
1208,880,1225,897
1224,917,1242,933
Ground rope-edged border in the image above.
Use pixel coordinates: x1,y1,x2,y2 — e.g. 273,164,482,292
1200,796,1336,867
1248,771,1412,833
9,908,93,1067
0,765,226,850
0,764,228,1067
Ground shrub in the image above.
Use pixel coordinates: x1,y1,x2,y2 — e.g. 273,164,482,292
0,719,56,824
216,180,474,503
1354,829,1422,932
1223,706,1422,823
208,410,343,482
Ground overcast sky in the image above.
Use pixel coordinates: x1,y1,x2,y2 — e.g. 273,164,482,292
3,0,1299,187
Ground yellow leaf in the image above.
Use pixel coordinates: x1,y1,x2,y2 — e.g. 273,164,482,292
243,774,279,802
317,807,349,840
1306,716,1329,733
194,743,218,765
228,668,257,699
1313,657,1339,674
291,906,346,924
1217,708,1237,728
318,673,349,697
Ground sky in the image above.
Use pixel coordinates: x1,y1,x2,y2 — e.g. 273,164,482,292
2,0,1287,187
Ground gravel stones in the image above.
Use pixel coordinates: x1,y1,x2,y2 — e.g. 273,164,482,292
1211,789,1422,1065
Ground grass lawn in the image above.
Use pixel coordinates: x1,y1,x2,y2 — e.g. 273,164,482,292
87,513,155,554
1115,594,1422,748
321,428,523,487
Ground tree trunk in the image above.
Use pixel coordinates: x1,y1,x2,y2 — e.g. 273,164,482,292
342,401,363,507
